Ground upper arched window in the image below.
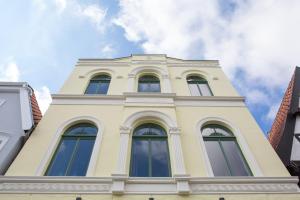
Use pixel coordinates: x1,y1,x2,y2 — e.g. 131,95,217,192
85,75,111,94
138,75,161,92
201,124,252,176
187,76,212,96
45,123,98,176
130,123,171,177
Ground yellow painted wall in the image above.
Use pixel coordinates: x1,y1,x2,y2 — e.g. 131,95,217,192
5,55,291,179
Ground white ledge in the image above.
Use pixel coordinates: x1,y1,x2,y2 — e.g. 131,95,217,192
0,176,298,194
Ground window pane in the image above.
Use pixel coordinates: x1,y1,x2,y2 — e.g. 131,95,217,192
46,139,77,176
67,139,95,176
85,81,98,94
202,127,216,137
83,126,98,135
189,84,201,96
204,141,231,176
134,126,150,136
149,83,161,92
151,140,170,177
131,140,149,177
221,141,251,176
198,83,212,96
97,82,109,94
138,83,149,92
66,126,84,135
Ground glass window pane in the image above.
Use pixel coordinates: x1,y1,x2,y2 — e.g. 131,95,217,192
202,127,216,136
151,140,170,177
149,83,161,92
131,140,149,177
214,127,232,137
134,126,150,136
66,126,84,135
85,81,98,94
97,82,109,94
221,141,251,176
204,141,231,176
138,83,149,92
46,139,77,176
83,126,98,135
198,83,212,96
189,84,201,96
67,139,95,176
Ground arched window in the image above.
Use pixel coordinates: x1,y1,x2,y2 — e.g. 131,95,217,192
201,124,252,176
187,76,212,96
45,123,98,176
85,75,111,94
138,75,161,92
130,123,171,177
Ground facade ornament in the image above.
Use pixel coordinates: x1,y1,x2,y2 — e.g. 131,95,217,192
128,73,136,78
119,126,131,134
169,127,181,135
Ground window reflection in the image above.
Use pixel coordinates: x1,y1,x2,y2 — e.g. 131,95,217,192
45,123,98,176
201,124,252,176
130,123,171,177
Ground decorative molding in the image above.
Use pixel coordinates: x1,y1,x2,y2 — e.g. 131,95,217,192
168,62,220,68
128,74,136,78
195,117,264,177
51,94,246,107
0,176,298,194
35,116,104,176
190,183,298,193
119,126,131,134
169,127,181,135
76,62,130,67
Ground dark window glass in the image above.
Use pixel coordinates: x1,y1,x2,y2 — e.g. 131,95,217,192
45,123,98,176
85,75,111,94
202,124,252,176
221,141,252,176
46,139,77,176
130,123,171,177
138,75,161,92
131,140,150,177
204,141,231,176
67,139,95,176
151,140,170,177
187,76,212,96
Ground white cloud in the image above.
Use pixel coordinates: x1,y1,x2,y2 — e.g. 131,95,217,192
35,86,52,114
32,0,47,11
0,61,21,82
115,0,300,122
81,5,107,28
266,102,280,121
101,44,115,58
54,0,67,13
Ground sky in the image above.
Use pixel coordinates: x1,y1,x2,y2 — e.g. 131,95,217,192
0,0,300,135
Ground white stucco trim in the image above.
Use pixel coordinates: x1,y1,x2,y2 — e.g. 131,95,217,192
82,68,116,79
113,110,189,194
127,66,172,93
0,176,298,194
196,117,263,177
35,116,104,176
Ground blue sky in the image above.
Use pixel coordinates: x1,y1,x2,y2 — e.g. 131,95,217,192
1,0,300,135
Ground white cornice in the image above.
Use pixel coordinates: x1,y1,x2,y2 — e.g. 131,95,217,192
51,94,245,107
0,176,298,194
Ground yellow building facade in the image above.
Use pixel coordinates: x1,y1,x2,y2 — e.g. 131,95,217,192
1,54,299,199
